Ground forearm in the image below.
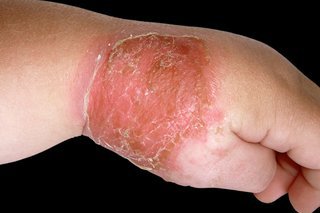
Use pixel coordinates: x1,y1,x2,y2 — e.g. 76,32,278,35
0,0,113,163
0,0,230,164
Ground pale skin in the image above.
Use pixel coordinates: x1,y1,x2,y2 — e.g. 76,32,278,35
0,1,319,212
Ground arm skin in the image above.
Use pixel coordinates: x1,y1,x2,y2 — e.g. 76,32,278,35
0,0,319,212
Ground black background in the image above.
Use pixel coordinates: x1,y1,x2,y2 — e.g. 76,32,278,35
1,1,319,212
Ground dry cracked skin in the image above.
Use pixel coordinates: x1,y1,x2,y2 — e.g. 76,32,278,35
82,33,275,192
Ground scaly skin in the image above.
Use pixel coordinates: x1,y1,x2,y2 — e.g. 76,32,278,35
85,33,219,172
83,33,275,191
1,1,318,211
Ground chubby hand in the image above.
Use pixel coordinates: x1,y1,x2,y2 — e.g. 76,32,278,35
0,1,319,212
82,26,319,212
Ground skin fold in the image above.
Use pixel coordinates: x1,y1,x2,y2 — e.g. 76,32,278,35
0,1,319,212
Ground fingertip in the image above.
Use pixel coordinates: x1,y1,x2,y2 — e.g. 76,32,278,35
254,161,297,203
289,174,320,213
254,192,277,204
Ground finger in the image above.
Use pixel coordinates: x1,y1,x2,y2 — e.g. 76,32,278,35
288,169,320,213
254,153,299,203
262,96,320,170
231,72,320,170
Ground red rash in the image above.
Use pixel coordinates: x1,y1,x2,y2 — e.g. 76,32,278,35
85,33,220,172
